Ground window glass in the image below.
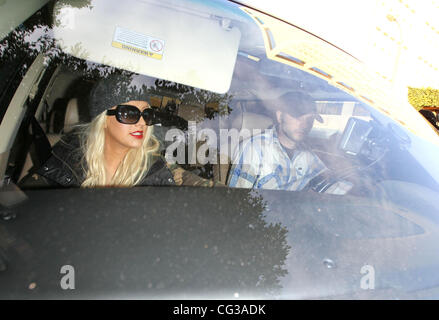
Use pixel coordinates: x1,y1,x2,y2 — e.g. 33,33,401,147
1,0,439,299
316,101,343,115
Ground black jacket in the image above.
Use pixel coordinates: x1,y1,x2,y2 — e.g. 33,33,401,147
20,131,175,188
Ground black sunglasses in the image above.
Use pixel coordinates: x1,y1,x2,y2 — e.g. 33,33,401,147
106,104,159,125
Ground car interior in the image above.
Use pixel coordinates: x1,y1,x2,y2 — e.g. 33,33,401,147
3,0,439,302
1,0,429,197
0,46,391,194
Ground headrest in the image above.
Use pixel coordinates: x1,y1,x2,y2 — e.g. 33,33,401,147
64,98,79,133
231,111,273,133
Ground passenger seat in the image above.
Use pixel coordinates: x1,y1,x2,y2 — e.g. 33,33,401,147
19,98,80,181
216,101,273,185
46,98,80,145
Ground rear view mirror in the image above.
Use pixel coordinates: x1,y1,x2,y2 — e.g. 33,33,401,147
52,0,241,93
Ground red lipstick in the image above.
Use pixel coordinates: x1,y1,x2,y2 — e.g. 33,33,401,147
129,131,144,139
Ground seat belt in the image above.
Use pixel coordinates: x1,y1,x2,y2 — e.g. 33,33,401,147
29,116,52,169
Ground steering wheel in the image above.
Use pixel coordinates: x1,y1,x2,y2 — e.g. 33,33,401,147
305,170,339,193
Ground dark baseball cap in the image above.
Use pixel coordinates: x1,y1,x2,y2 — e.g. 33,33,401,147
275,91,323,123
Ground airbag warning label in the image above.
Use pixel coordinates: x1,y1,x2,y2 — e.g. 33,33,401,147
111,26,165,60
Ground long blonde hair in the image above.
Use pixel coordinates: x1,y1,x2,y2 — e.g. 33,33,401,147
79,112,160,187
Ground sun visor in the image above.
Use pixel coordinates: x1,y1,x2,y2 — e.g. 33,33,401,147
52,0,241,93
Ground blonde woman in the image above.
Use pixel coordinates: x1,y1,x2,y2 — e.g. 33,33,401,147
21,74,175,188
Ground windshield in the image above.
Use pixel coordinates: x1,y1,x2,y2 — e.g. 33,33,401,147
1,0,439,299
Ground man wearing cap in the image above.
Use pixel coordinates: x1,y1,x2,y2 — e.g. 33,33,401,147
227,91,328,191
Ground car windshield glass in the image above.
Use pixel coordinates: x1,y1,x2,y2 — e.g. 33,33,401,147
1,0,439,299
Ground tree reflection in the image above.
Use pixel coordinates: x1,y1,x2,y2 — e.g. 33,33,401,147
153,79,233,119
142,187,292,297
1,1,115,79
0,0,235,183
52,0,93,24
0,187,291,298
0,0,233,120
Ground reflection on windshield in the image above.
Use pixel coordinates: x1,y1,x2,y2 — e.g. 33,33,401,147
1,0,439,300
2,0,439,210
1,0,438,193
0,187,290,298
